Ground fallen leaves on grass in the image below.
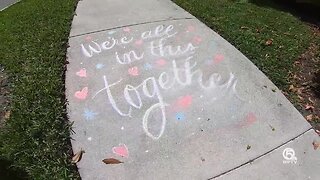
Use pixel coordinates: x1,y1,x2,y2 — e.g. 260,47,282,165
312,141,320,150
72,149,85,163
308,97,315,104
4,110,11,119
102,158,123,164
306,114,313,121
289,85,297,92
305,104,315,111
298,95,304,101
265,39,273,46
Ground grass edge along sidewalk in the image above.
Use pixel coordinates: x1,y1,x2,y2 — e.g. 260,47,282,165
174,0,314,90
0,0,80,179
173,0,320,122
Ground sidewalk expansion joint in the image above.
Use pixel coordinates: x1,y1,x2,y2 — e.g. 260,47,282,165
69,17,195,38
209,127,313,179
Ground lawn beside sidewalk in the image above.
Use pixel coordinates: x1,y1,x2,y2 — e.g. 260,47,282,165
174,0,320,127
174,0,314,90
0,0,79,179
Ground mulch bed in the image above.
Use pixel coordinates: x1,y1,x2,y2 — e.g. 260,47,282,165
289,25,320,134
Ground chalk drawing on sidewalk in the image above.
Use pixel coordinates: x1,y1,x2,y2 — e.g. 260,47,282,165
108,30,116,35
75,87,88,100
112,144,129,158
176,112,185,121
76,68,87,77
96,63,104,69
128,66,139,76
83,108,98,121
76,23,246,141
144,63,152,70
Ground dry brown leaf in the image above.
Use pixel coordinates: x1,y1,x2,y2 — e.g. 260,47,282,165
4,111,11,119
289,85,296,92
296,87,304,95
293,74,301,81
305,104,314,111
102,158,123,164
294,61,300,65
312,141,320,150
306,114,313,121
240,26,249,29
72,149,85,163
308,97,315,104
265,39,273,46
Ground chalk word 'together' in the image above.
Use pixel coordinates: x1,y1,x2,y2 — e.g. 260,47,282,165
80,24,241,140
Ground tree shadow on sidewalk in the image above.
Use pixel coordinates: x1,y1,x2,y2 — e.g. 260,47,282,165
250,0,320,26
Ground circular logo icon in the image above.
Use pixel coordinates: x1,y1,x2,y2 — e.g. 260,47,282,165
283,148,296,160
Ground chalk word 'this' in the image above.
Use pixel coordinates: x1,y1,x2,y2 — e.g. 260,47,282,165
114,40,197,65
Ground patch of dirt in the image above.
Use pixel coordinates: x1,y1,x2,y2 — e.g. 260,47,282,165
0,66,10,128
289,25,320,134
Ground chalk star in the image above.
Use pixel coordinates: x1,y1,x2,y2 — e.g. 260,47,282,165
175,112,185,121
210,40,217,48
96,63,105,69
144,63,153,70
83,109,98,121
205,58,213,65
108,30,116,35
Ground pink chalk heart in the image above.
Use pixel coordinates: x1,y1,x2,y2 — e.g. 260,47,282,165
193,36,202,44
112,144,129,158
238,112,257,127
128,66,139,76
246,112,257,124
85,36,92,41
175,36,181,42
156,59,167,66
187,25,195,32
74,87,88,100
123,27,131,32
177,95,192,108
213,54,224,64
76,68,87,77
135,39,143,46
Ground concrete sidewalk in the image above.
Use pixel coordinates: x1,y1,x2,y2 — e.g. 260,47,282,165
66,0,320,179
0,0,20,11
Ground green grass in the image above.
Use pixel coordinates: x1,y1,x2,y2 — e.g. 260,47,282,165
0,0,79,179
0,0,317,179
174,0,315,90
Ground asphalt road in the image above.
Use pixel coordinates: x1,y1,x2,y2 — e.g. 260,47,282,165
0,0,19,10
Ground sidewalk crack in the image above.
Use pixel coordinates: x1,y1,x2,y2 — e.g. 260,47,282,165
209,127,313,179
69,17,195,38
